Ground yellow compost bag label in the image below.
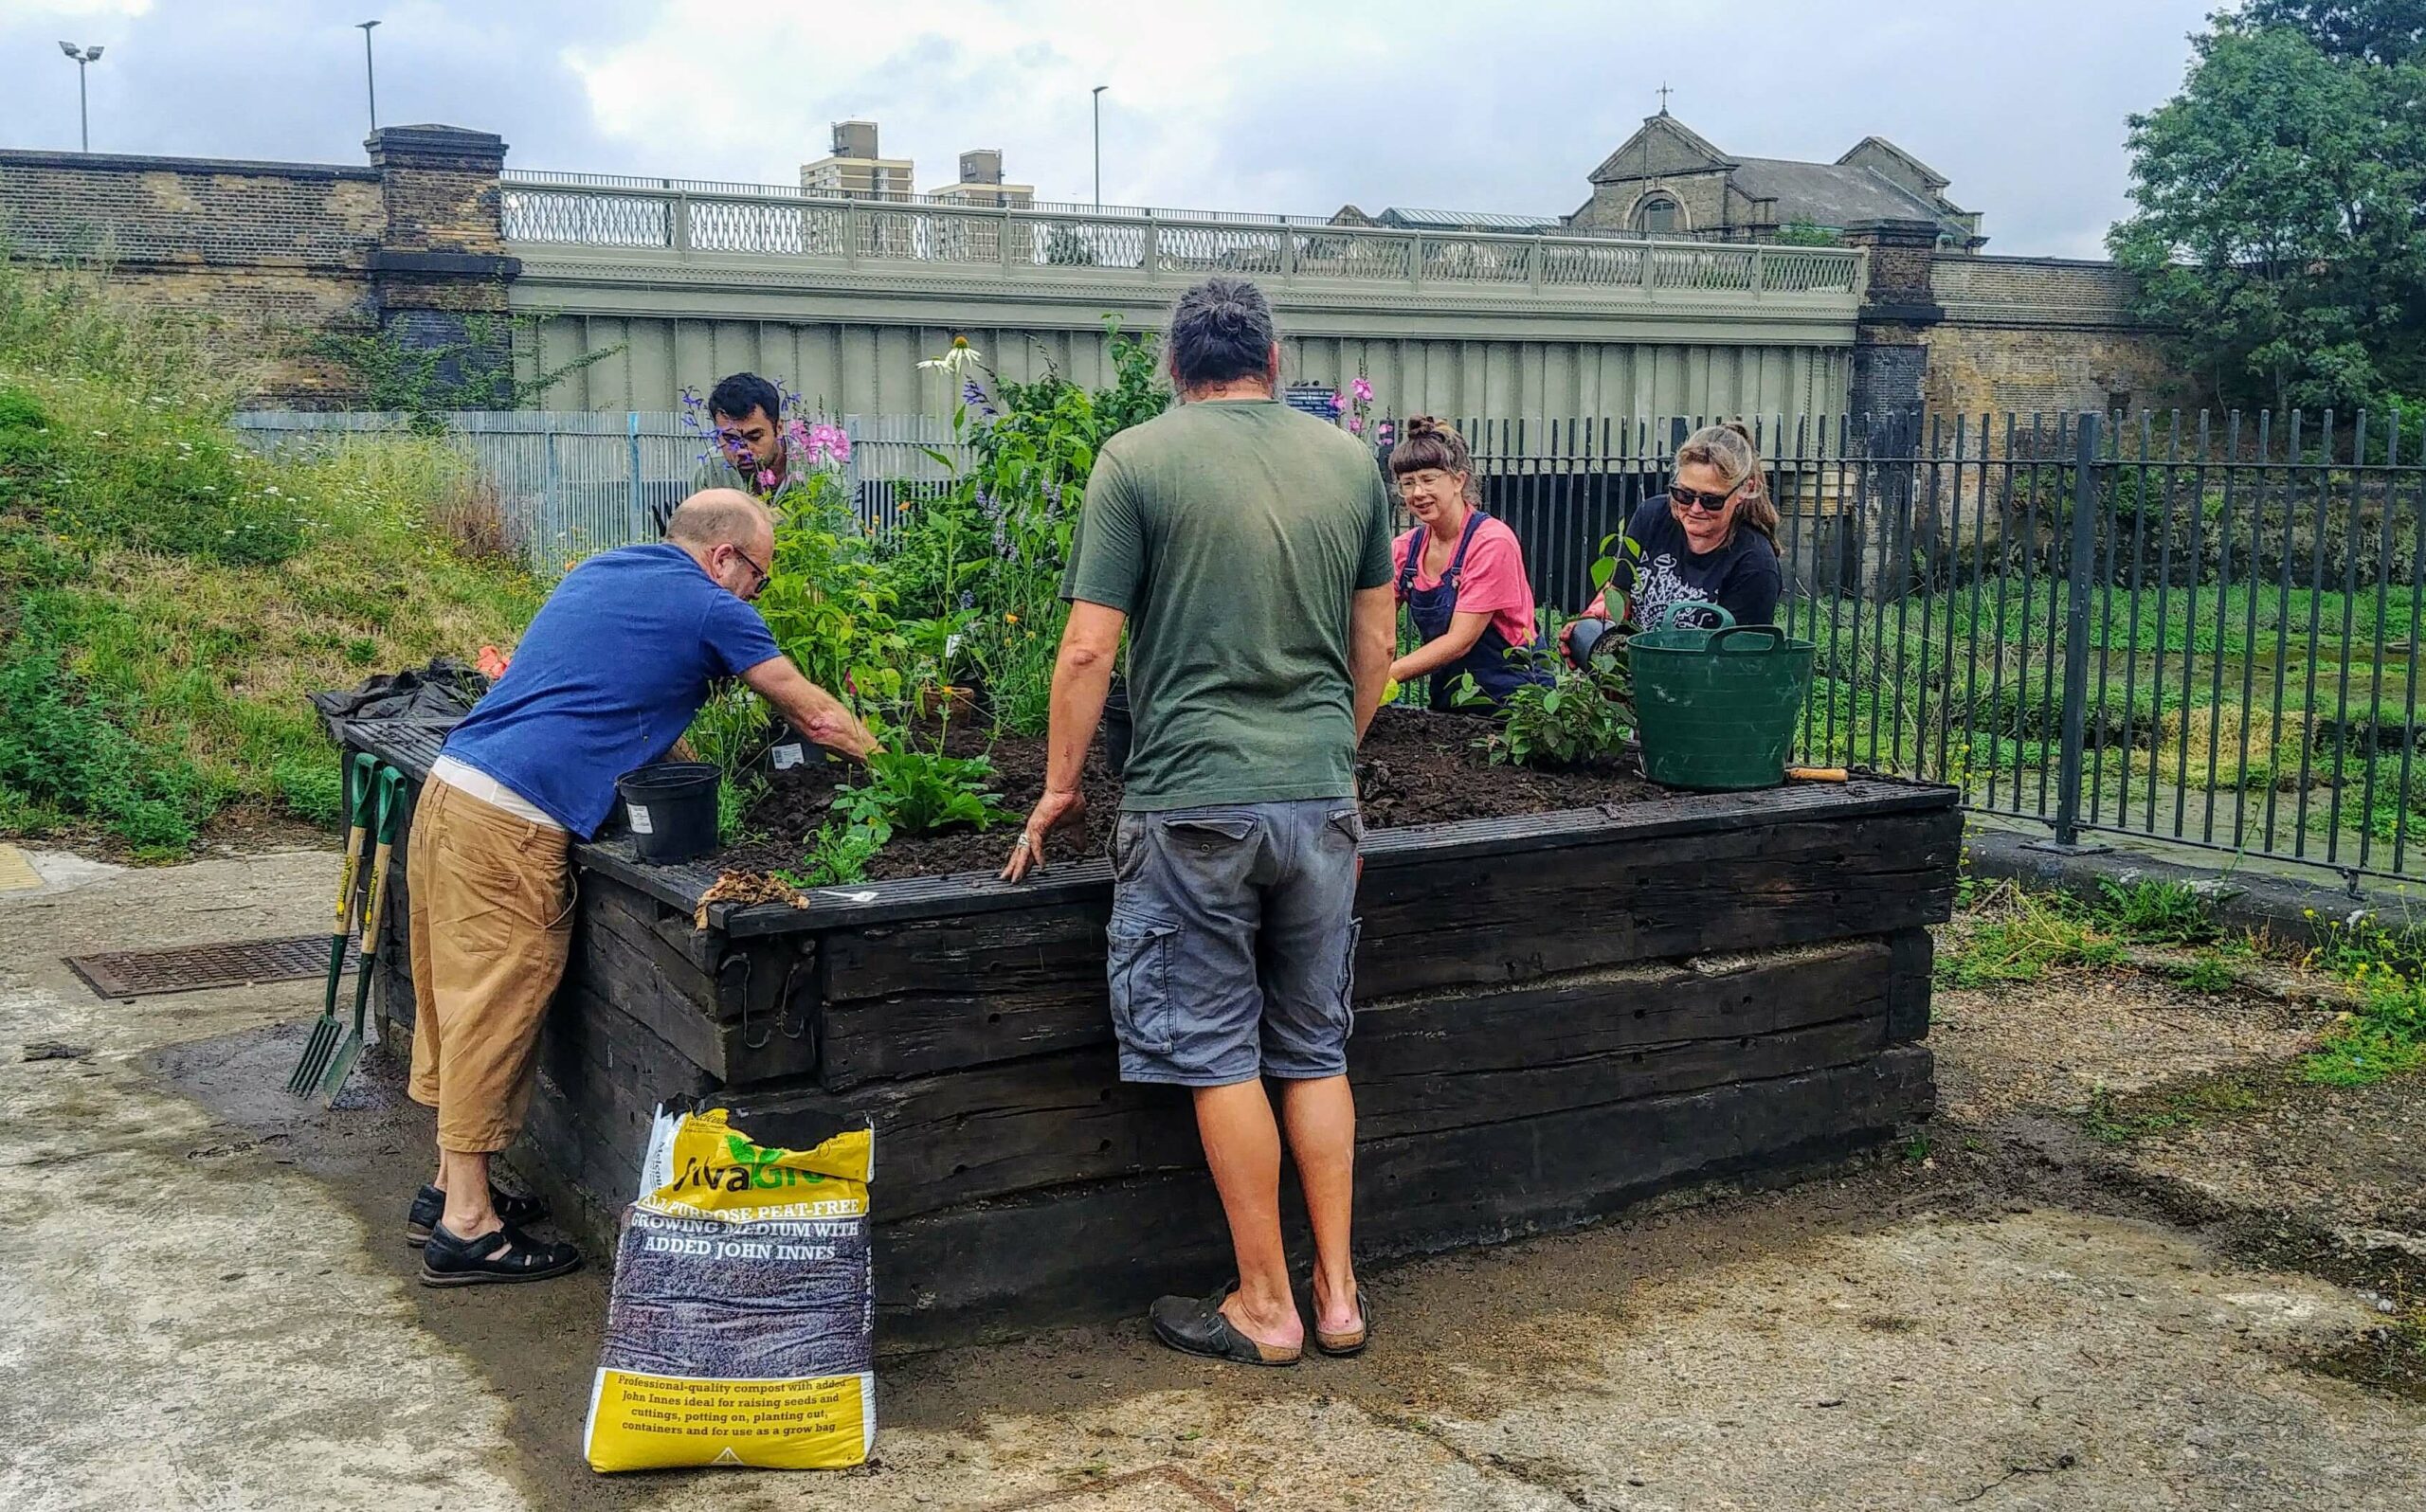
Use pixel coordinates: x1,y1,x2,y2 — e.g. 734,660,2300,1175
584,1110,877,1473
645,1107,872,1221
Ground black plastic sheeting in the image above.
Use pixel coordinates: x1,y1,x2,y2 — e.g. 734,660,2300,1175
308,657,484,743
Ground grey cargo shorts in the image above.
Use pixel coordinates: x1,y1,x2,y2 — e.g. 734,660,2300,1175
1104,799,1365,1088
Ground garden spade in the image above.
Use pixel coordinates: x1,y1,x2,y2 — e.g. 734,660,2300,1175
284,754,378,1096
317,765,406,1107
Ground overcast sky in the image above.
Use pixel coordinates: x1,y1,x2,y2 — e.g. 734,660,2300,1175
4,0,2221,258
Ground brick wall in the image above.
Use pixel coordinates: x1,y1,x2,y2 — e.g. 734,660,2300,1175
0,150,384,401
0,127,513,405
1925,254,2190,420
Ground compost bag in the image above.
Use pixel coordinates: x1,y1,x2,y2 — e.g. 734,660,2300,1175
583,1108,876,1472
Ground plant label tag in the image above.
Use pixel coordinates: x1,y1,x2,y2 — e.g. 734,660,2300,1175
627,804,654,836
771,743,805,770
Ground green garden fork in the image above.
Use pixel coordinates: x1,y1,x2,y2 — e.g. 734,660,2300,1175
316,765,406,1107
285,753,379,1096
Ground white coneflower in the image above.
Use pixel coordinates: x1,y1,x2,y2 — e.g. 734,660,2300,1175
916,334,983,376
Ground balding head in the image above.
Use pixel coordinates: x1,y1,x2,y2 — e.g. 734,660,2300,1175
667,489,771,550
666,489,775,601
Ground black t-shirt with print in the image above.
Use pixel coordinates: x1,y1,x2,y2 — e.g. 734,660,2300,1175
1611,496,1783,629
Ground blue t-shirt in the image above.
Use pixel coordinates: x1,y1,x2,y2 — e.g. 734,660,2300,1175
440,543,782,837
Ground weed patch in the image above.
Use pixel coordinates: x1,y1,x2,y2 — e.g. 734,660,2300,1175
2081,1069,2274,1145
2091,877,2222,946
1936,881,2127,987
2300,915,2426,1087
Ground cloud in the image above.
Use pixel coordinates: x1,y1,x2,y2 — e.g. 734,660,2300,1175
0,0,2216,256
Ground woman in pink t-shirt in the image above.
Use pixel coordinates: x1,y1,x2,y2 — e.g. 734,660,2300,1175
1386,418,1553,711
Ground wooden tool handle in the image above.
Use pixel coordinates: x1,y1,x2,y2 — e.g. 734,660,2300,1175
1786,767,1850,783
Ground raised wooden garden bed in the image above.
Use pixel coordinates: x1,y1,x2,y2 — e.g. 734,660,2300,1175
347,719,1957,1350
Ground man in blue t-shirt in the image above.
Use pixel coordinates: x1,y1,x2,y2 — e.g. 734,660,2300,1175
402,489,877,1287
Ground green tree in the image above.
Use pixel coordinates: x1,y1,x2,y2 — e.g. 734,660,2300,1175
2236,0,2426,64
1773,219,1843,248
2108,13,2426,414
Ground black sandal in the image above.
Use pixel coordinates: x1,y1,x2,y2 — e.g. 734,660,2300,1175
418,1222,582,1287
1313,1287,1371,1358
1148,1283,1301,1366
404,1183,549,1247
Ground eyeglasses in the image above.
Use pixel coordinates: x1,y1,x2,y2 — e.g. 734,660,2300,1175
727,544,769,594
1669,481,1743,513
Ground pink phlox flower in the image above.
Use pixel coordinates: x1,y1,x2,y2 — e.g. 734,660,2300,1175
1348,416,1365,435
806,422,852,465
756,469,777,490
1352,376,1374,403
1329,392,1346,412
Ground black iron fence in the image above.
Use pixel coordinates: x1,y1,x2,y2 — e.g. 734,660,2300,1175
1452,409,2426,890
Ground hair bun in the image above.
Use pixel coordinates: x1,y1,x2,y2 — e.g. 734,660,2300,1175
1404,415,1457,441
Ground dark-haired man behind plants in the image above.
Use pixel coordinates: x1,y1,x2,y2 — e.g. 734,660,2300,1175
1001,276,1398,1365
405,489,878,1287
690,371,797,502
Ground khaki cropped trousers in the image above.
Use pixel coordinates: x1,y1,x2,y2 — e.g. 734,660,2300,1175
404,777,575,1153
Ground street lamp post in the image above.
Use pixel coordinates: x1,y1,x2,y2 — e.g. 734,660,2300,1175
357,21,381,132
57,43,104,153
1092,84,1107,209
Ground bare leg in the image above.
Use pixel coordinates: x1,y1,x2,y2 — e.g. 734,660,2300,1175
1192,1079,1305,1351
437,1148,501,1239
1279,1074,1358,1334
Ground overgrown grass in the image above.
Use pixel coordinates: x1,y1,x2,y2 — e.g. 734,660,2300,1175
1937,875,2228,989
0,257,542,855
1935,880,2127,987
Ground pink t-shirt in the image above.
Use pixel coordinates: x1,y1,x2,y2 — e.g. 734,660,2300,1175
1392,515,1538,650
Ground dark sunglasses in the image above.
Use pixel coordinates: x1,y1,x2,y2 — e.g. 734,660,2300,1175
1669,481,1742,513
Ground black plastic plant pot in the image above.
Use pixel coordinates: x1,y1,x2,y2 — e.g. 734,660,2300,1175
615,762,720,863
1566,616,1614,669
1101,678,1133,777
758,722,829,777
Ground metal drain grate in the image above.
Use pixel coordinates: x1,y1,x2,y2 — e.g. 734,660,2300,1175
66,935,360,999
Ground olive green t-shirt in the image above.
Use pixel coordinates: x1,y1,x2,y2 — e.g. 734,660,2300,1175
1061,399,1395,812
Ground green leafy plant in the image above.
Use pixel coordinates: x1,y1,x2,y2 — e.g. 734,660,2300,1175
1457,639,1635,768
307,313,623,432
2093,877,2223,945
829,750,1019,844
2172,953,2239,994
755,471,906,716
776,819,885,889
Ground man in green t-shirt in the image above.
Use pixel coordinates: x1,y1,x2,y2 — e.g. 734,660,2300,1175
1001,276,1397,1367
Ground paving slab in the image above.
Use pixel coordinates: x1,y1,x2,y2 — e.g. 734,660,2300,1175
3,849,2423,1511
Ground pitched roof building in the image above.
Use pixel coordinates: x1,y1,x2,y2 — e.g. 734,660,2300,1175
1328,205,1564,234
1566,114,1985,250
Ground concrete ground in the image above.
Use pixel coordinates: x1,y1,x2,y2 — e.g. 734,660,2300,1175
4,847,2424,1511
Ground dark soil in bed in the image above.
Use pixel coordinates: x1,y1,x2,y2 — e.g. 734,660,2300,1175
723,705,1664,881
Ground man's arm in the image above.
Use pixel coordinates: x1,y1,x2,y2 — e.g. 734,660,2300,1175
1002,600,1126,881
1349,585,1398,742
738,656,880,764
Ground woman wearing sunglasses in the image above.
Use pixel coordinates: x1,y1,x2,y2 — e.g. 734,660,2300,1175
1565,421,1782,661
1385,417,1555,711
